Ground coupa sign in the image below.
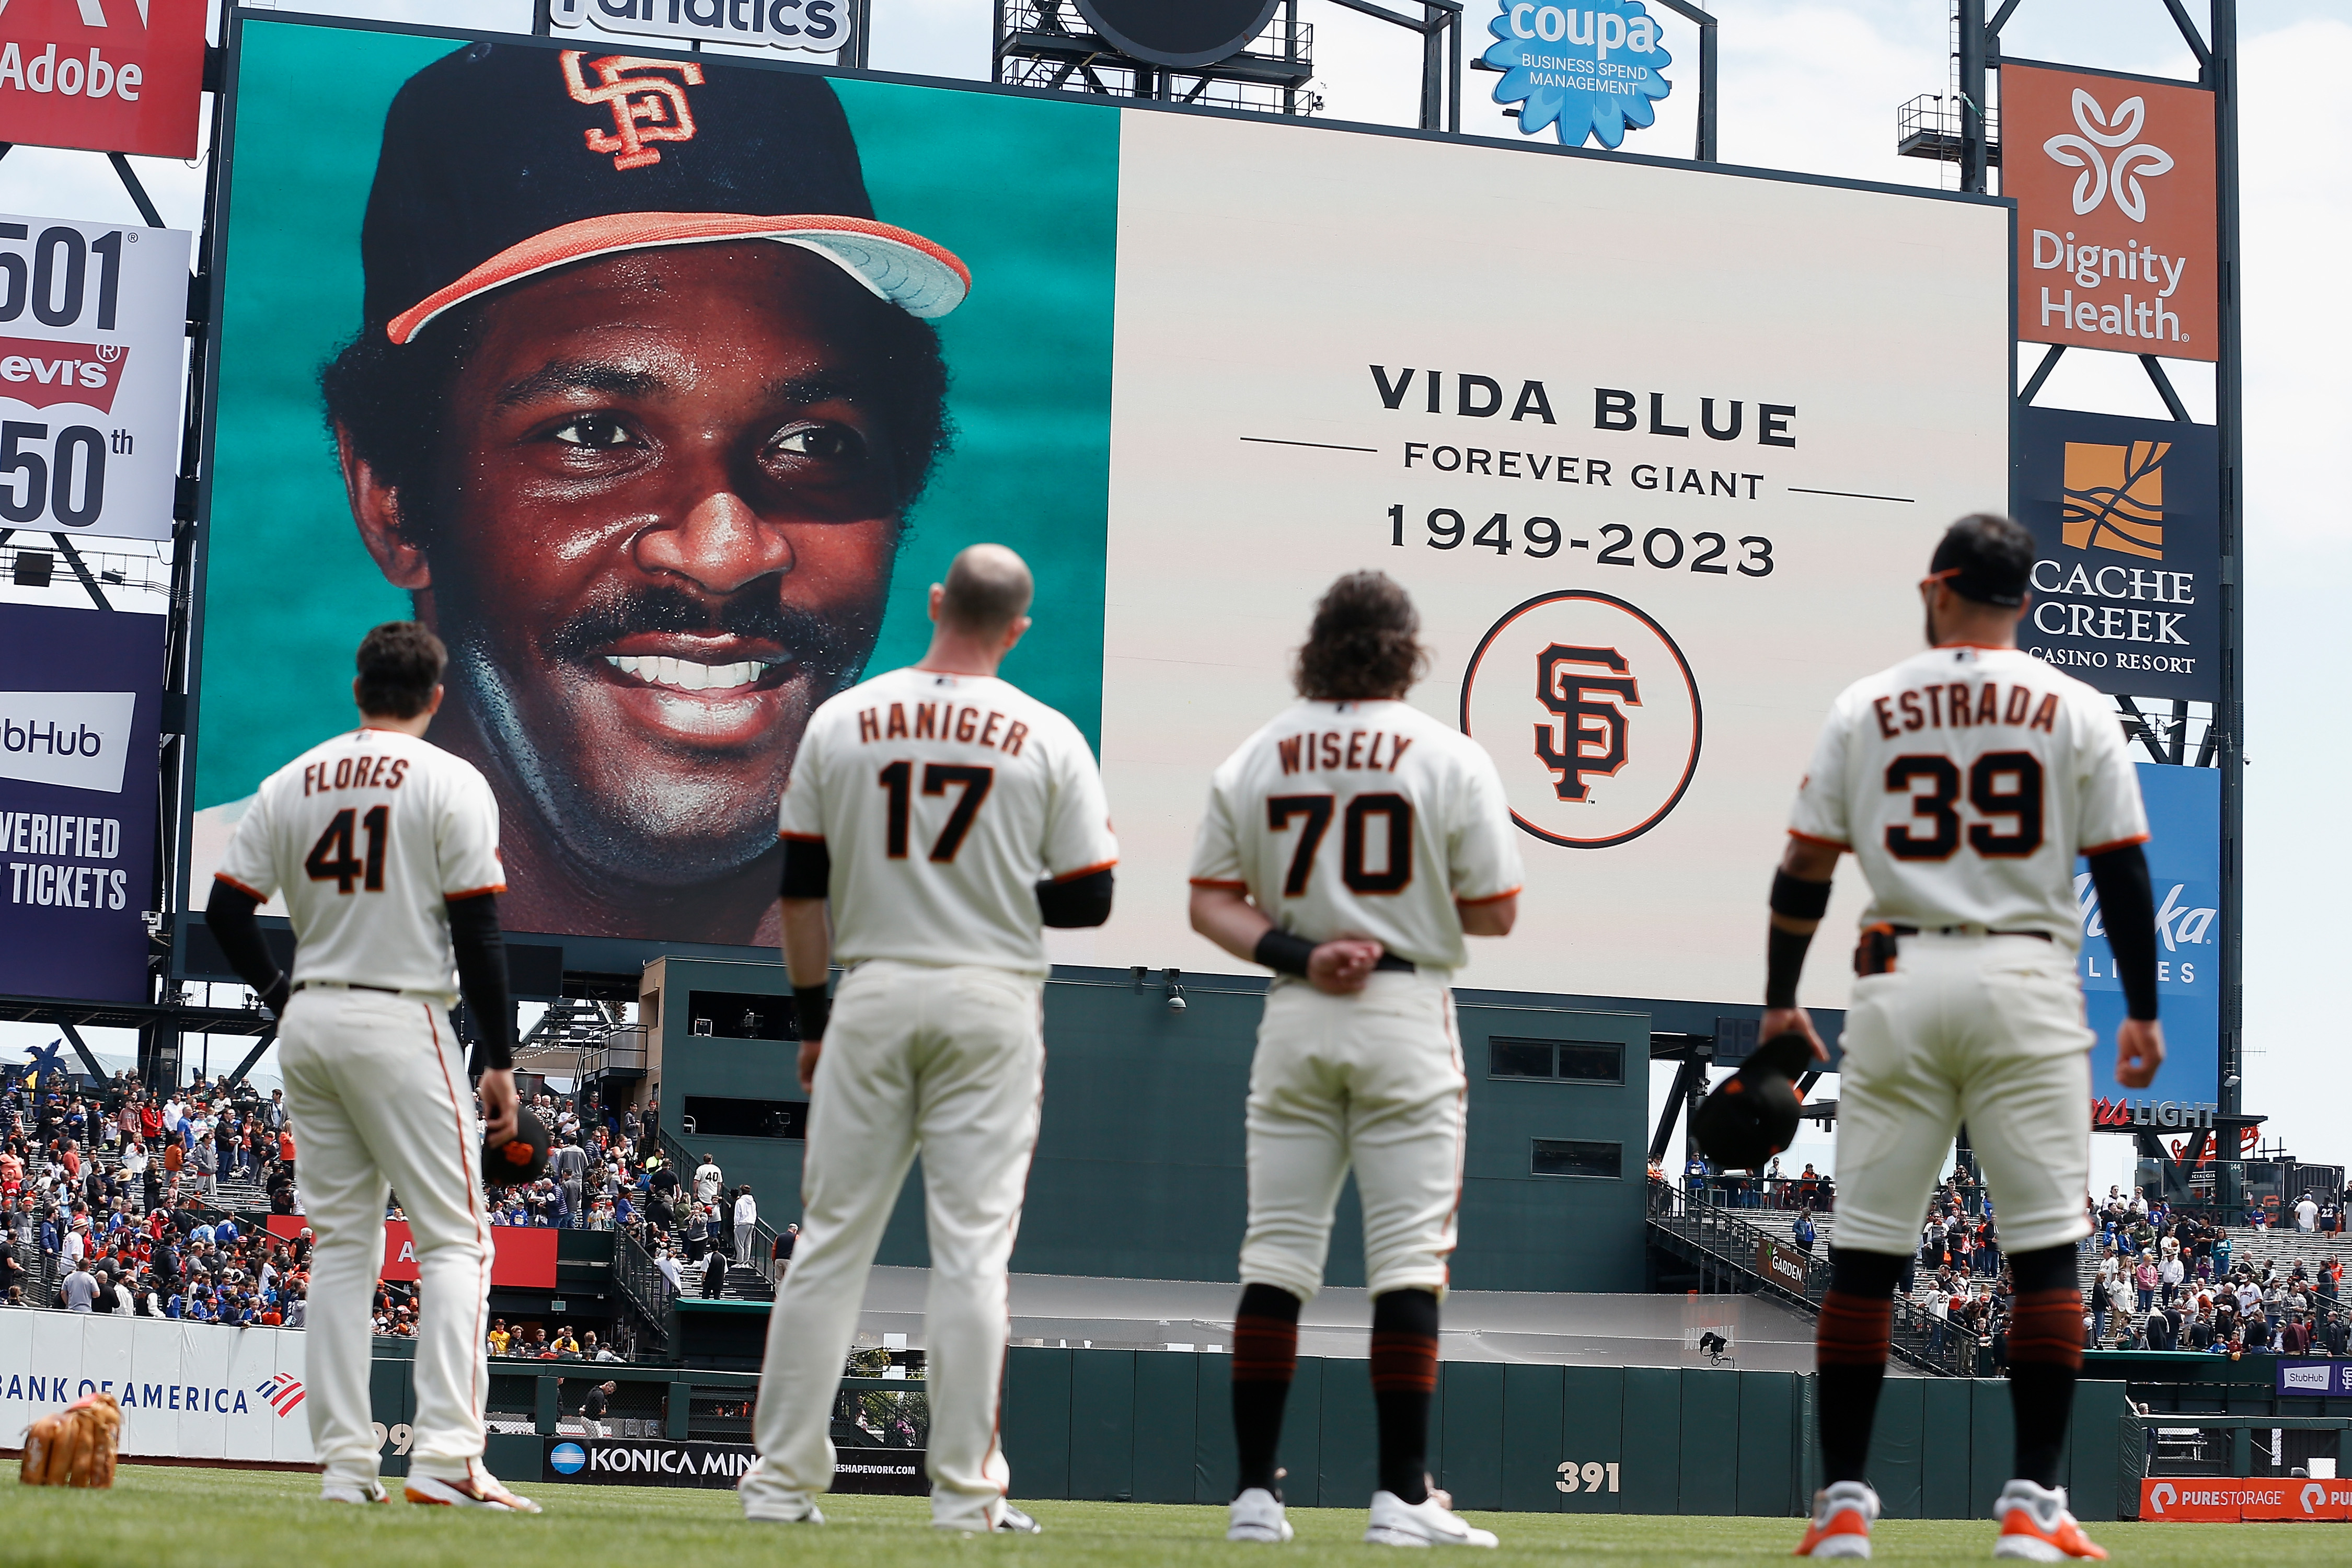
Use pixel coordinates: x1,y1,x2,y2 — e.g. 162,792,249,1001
1483,0,1671,151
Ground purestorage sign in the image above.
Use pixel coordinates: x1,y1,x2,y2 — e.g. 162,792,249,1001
2005,61,2217,363
0,604,162,1003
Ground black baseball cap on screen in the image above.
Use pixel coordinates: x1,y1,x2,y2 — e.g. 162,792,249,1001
361,43,969,347
1927,512,2035,608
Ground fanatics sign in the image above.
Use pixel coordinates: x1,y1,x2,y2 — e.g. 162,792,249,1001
0,0,207,159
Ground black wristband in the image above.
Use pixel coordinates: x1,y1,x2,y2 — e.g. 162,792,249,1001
1765,924,1815,1009
1253,929,1317,978
260,974,291,1022
792,985,832,1042
1768,870,1833,921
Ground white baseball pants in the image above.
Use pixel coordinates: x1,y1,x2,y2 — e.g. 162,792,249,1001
741,961,1044,1530
1831,932,2095,1257
279,985,493,1487
1240,970,1467,1301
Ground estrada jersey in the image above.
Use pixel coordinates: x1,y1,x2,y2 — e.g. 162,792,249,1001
777,666,1116,978
1189,699,1523,972
214,727,503,996
1788,644,2146,947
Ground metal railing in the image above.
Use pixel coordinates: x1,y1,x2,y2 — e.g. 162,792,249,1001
612,1226,678,1360
657,1129,783,1294
1648,1178,1980,1376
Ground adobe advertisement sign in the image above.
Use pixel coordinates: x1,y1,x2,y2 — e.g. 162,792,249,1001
197,22,2009,1010
2005,61,2217,361
0,213,191,543
0,602,164,1004
0,0,208,159
2076,764,2217,1103
2015,406,2219,704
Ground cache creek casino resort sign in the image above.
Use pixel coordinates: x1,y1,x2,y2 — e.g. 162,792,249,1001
1484,0,1671,151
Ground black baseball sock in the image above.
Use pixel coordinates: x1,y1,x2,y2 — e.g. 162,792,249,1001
2006,1244,2085,1490
1232,1283,1301,1498
1371,1288,1440,1505
1816,1249,1906,1486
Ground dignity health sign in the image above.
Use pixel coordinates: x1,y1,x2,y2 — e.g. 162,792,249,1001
0,1310,316,1463
2005,61,2217,362
0,602,163,1003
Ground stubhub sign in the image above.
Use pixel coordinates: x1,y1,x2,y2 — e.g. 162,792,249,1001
2276,1358,2352,1397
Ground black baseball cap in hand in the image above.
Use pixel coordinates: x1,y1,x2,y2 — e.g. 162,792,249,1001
363,42,968,346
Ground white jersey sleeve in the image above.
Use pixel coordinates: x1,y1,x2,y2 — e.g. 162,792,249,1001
1787,699,1858,849
2071,684,2150,855
1446,745,1523,905
215,788,281,903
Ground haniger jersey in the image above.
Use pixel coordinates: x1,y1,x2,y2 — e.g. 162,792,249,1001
1189,699,1523,973
1788,645,2147,947
777,666,1116,978
214,728,504,996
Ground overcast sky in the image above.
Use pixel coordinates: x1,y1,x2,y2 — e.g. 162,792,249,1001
2,2,2343,1184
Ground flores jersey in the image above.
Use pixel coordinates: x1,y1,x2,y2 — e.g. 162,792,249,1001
1789,644,2146,947
778,666,1116,978
1190,699,1523,973
214,728,503,996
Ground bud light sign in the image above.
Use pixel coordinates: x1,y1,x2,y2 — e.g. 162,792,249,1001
0,602,162,1003
1484,0,1672,151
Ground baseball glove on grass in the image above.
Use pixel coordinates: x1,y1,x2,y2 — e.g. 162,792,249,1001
20,1389,122,1488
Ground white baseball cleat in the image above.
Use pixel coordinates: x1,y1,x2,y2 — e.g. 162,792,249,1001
1364,1489,1498,1548
744,1496,826,1524
993,1503,1044,1534
1992,1480,2107,1560
1793,1480,1881,1558
320,1478,389,1504
1228,1486,1295,1542
403,1469,542,1512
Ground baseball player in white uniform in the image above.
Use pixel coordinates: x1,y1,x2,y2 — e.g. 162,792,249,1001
205,621,534,1509
739,545,1115,1532
1765,516,2162,1561
1189,572,1522,1549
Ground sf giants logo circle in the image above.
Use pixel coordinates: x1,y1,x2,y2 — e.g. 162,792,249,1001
1460,590,1701,849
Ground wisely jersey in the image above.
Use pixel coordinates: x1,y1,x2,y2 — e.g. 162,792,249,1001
1787,644,2146,947
777,666,1116,978
1189,699,1523,973
214,727,503,996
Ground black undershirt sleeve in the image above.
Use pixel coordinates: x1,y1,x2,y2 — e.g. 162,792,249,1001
2086,843,2160,1021
1036,867,1115,929
203,878,289,1019
779,837,831,901
445,893,517,1073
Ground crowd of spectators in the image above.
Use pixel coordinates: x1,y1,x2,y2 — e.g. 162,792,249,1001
1,1068,312,1321
2085,1185,2346,1355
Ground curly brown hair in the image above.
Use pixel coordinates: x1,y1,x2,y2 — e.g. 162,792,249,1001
1294,572,1427,701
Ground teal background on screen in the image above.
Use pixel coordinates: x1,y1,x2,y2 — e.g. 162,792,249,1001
197,19,1119,809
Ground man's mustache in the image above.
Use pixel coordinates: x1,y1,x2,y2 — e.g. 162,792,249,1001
546,582,879,672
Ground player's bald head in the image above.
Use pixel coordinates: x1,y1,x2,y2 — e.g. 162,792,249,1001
937,544,1034,635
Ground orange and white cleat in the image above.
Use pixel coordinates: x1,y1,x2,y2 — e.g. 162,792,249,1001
405,1467,543,1513
1992,1480,2106,1560
1794,1480,1880,1558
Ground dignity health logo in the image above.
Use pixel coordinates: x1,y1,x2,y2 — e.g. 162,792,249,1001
2043,89,2175,223
1484,0,1671,151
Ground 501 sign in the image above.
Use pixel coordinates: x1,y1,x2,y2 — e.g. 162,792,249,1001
0,213,189,543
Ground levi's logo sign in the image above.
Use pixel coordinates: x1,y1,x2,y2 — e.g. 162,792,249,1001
2061,441,2165,561
0,336,124,412
561,51,704,171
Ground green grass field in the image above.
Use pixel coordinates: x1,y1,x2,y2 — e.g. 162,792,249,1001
0,1467,2334,1566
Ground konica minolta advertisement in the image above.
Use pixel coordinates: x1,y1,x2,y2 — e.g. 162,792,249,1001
0,602,164,1002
